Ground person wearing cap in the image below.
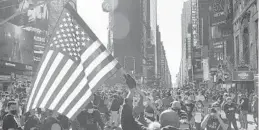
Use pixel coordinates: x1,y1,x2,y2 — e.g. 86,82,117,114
223,97,238,130
201,103,228,130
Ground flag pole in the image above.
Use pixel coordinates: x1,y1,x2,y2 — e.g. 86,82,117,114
0,0,52,26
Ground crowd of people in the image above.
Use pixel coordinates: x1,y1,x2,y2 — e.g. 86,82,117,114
0,74,258,130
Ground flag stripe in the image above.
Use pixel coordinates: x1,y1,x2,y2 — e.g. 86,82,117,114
26,50,54,112
39,58,73,108
32,53,64,109
57,75,88,114
81,41,101,64
36,56,69,108
86,54,114,83
61,83,91,115
59,51,109,114
84,51,109,77
66,60,120,119
53,71,84,111
82,44,106,67
44,61,79,109
50,42,104,111
49,64,84,110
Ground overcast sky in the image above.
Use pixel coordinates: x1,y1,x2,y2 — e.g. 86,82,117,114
77,0,185,84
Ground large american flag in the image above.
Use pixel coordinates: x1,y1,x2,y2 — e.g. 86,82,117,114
26,3,121,120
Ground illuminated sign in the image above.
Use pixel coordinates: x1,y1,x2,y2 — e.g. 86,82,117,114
211,0,227,26
232,71,254,81
191,0,200,47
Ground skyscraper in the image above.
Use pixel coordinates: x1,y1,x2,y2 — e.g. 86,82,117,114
180,0,191,87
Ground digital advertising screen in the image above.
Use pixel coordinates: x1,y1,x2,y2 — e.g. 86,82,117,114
0,23,34,66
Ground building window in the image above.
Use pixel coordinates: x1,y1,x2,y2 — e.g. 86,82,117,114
235,35,239,65
243,27,250,64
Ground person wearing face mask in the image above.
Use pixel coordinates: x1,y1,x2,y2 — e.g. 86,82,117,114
2,100,22,130
223,97,238,130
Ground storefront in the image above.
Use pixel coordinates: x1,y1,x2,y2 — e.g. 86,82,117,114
232,71,254,94
0,60,32,92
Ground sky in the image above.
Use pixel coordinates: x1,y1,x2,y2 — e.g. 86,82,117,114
77,0,185,84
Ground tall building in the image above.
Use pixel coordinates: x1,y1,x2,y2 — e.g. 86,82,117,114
150,0,158,77
232,0,258,93
156,26,171,88
141,0,159,87
112,0,143,74
180,0,191,87
198,0,210,84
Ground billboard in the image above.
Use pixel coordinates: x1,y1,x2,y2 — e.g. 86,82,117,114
0,0,49,71
17,0,49,69
0,23,34,66
191,0,200,47
209,40,225,68
210,0,227,26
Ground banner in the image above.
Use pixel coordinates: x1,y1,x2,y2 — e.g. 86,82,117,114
232,71,254,81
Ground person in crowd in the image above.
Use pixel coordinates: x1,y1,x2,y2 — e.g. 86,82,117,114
223,97,238,130
239,94,249,130
24,109,41,130
98,93,110,123
57,114,70,130
201,104,228,130
251,95,258,126
193,100,204,130
77,101,104,130
133,93,144,119
2,100,22,130
110,94,123,127
170,101,188,129
40,110,63,130
185,100,195,130
196,91,205,103
120,74,180,130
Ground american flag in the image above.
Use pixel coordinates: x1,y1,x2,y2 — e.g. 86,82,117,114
26,3,121,120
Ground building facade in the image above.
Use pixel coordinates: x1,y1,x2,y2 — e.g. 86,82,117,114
232,0,258,93
180,0,192,87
